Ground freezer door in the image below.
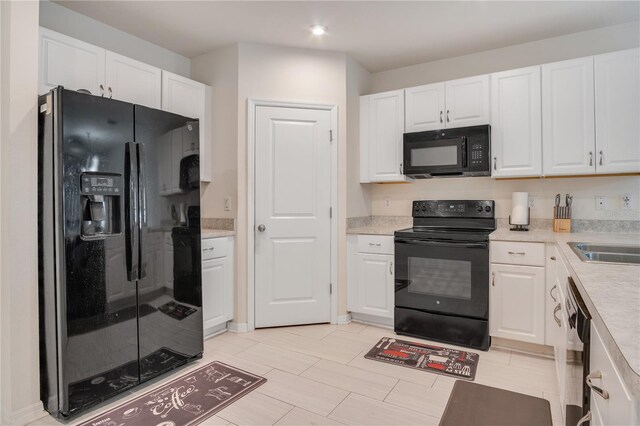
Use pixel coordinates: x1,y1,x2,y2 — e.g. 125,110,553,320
134,105,203,382
58,90,139,416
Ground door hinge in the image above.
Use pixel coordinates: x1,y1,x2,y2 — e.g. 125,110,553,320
329,207,332,218
329,130,333,143
330,283,333,294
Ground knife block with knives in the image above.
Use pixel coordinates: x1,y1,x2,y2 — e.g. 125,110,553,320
553,193,572,233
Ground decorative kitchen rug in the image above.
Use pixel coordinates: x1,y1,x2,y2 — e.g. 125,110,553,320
365,337,479,380
439,381,552,426
159,301,198,320
77,361,267,426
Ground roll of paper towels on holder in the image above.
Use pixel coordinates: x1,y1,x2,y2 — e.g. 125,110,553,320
511,192,529,225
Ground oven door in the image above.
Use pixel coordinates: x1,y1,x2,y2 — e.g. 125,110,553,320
395,237,489,319
403,136,467,176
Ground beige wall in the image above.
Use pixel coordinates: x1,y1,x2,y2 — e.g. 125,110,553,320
346,56,372,218
363,21,640,222
0,1,42,424
370,21,640,93
191,45,239,219
236,43,349,323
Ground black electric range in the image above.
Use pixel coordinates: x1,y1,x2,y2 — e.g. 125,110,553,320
394,200,496,350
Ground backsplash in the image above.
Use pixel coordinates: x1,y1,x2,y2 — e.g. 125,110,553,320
201,218,235,230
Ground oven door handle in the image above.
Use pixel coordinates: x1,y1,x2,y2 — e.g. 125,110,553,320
395,238,487,249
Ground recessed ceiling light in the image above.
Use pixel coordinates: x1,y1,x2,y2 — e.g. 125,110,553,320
311,25,327,36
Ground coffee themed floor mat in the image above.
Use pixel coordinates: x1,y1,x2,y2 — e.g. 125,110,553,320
78,361,266,426
365,337,480,380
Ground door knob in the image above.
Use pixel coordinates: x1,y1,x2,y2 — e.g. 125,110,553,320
257,224,266,232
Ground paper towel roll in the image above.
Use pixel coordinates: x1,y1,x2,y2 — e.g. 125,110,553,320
511,192,529,225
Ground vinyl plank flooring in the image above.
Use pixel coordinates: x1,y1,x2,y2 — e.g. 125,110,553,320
216,391,293,426
301,359,398,400
284,323,338,339
328,393,439,426
275,407,345,426
280,334,364,364
204,332,260,355
257,369,349,416
236,342,320,375
202,349,273,376
347,349,438,387
384,380,452,419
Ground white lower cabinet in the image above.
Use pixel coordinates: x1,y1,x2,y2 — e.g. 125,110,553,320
589,323,639,425
489,241,546,344
347,235,395,322
201,236,234,336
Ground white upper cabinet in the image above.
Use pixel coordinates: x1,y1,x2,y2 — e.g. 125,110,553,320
594,48,640,174
491,66,542,178
360,90,407,182
444,75,490,128
161,71,212,182
39,27,105,96
542,57,596,176
405,82,445,132
105,51,161,109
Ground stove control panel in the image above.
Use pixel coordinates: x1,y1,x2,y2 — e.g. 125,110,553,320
412,200,495,218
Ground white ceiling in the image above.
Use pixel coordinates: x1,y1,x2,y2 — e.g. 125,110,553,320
55,1,639,72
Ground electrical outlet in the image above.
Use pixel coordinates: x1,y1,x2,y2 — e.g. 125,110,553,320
528,198,535,209
595,196,608,211
224,196,232,211
621,193,633,210
384,198,391,209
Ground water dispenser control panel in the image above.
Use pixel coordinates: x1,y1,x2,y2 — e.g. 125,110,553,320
81,174,122,195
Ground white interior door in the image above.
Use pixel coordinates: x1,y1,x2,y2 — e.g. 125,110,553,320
255,106,332,328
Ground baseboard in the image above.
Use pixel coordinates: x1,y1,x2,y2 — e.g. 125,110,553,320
350,312,394,329
227,322,248,333
6,401,46,426
336,314,351,325
491,337,555,358
203,322,228,340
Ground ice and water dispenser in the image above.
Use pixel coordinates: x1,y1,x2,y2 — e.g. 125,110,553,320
80,173,122,237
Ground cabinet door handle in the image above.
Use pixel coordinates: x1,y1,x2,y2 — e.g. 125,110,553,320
553,303,562,327
369,242,381,247
99,84,104,97
493,156,497,171
203,247,215,252
399,163,403,174
389,262,393,275
599,150,604,166
446,110,450,122
550,256,556,261
589,151,593,166
576,412,591,426
491,271,495,287
549,284,558,302
508,251,526,255
108,86,113,98
439,110,443,123
586,371,610,400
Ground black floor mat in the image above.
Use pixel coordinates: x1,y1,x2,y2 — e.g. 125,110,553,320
68,304,157,336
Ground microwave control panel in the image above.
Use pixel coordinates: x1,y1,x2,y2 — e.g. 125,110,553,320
467,135,489,173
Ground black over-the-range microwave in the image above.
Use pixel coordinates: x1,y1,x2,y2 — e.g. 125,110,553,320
403,125,491,178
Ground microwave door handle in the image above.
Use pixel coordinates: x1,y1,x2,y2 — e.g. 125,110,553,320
461,140,467,168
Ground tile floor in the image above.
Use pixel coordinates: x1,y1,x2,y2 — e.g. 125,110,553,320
29,323,562,426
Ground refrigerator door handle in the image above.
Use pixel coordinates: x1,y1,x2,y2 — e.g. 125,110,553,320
137,142,148,280
125,142,139,281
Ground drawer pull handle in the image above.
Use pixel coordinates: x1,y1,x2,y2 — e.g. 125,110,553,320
369,242,381,246
549,284,558,302
553,303,562,327
508,251,526,255
203,247,215,251
586,371,610,400
576,412,591,426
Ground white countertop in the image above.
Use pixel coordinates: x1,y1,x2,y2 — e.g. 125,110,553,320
491,228,640,398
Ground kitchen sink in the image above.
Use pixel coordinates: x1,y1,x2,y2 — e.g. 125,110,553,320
568,242,640,265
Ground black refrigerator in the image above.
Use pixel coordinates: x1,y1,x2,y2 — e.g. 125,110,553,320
38,88,203,418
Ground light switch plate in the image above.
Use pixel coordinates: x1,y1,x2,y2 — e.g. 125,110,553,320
224,196,231,211
595,196,607,211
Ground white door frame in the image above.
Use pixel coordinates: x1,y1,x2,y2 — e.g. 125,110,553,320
247,99,338,331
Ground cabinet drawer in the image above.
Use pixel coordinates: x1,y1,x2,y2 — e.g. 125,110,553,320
202,237,228,260
356,235,394,255
490,241,545,266
589,323,638,426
